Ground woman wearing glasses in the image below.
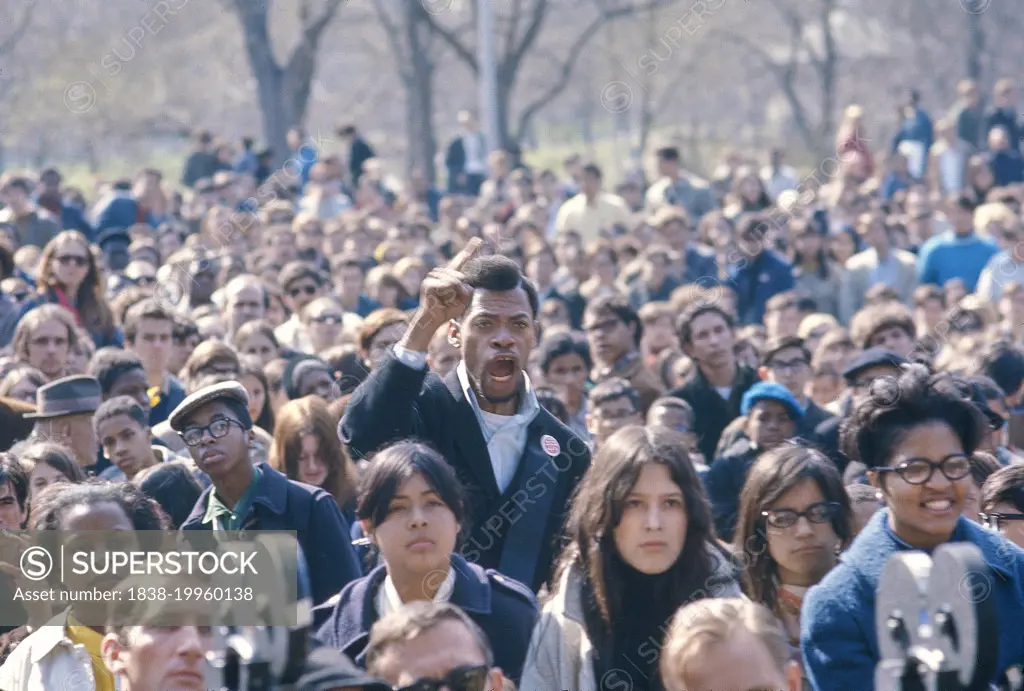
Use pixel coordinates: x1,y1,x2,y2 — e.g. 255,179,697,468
733,443,851,685
19,231,121,348
800,365,1024,691
980,464,1024,548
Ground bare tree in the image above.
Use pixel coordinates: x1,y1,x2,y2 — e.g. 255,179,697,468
372,0,440,185
0,2,37,166
220,0,348,166
715,0,840,157
414,0,681,150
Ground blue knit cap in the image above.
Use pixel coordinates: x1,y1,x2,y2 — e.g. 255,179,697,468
741,381,804,420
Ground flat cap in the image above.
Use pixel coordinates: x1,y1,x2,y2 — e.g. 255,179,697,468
842,347,906,384
168,381,249,432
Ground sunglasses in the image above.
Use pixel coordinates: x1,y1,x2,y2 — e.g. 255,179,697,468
289,284,319,298
56,254,89,267
395,665,489,691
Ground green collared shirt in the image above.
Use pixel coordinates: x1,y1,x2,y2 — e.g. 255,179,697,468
203,464,263,532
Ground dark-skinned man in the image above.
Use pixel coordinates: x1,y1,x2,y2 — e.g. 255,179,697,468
173,381,361,606
341,238,590,593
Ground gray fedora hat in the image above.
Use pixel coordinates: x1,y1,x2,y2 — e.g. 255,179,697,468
24,375,104,420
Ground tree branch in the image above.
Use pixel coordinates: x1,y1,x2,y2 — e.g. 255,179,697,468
512,0,670,140
413,1,478,72
372,0,414,84
0,2,35,57
304,0,347,43
508,0,549,75
712,30,785,78
504,0,525,64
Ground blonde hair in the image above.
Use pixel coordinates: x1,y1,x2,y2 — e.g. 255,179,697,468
974,203,1018,237
660,598,790,690
798,313,838,339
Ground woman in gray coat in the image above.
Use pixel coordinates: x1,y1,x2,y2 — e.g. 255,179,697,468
520,425,742,691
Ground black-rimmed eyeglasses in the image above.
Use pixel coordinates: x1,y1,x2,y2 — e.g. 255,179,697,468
180,418,246,447
875,455,971,485
980,512,1024,531
762,501,840,530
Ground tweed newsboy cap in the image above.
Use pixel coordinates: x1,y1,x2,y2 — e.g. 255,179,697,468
24,375,103,420
168,381,250,432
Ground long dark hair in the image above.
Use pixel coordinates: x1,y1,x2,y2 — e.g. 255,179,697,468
36,231,115,340
240,358,275,432
790,218,831,280
733,443,852,617
269,396,358,507
556,426,727,649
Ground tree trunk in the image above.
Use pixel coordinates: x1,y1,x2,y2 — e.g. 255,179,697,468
818,0,838,154
967,9,984,84
407,7,437,185
227,0,346,169
496,70,514,151
233,6,293,168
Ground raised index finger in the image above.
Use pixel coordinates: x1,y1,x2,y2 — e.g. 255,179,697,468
447,236,483,272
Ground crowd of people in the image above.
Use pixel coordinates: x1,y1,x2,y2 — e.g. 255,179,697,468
0,77,1022,690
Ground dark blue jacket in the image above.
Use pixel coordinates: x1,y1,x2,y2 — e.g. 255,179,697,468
729,250,795,325
988,149,1024,187
703,439,759,542
93,194,146,232
45,202,94,240
801,509,1024,690
180,463,362,606
667,364,759,463
681,245,719,284
149,376,187,427
890,107,934,178
314,554,538,684
341,354,591,593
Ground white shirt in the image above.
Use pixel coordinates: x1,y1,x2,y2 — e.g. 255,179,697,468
457,360,534,495
938,147,966,194
375,566,456,618
391,345,540,495
462,131,486,175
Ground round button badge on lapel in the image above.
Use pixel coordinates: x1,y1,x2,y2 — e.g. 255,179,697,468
540,434,561,457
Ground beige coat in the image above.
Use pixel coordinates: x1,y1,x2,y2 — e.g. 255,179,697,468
519,547,743,691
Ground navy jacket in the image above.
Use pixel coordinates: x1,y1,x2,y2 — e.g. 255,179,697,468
180,463,362,606
801,510,1024,690
668,364,759,462
703,439,759,541
729,249,796,325
341,354,591,593
314,554,539,684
